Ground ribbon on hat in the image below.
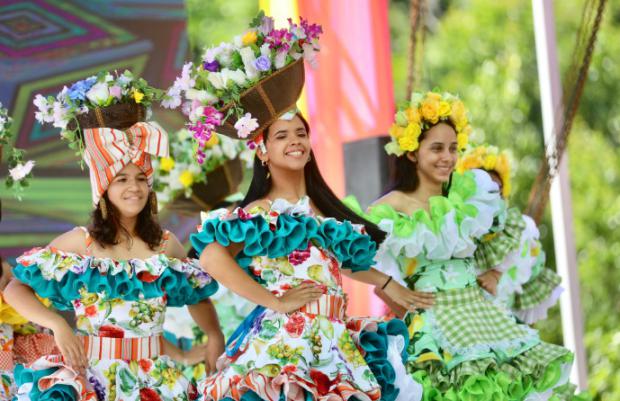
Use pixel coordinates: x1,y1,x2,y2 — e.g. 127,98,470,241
82,122,169,205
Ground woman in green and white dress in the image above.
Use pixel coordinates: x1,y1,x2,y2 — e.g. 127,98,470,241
350,91,579,400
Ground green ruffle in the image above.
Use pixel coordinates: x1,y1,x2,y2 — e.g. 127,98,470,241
13,249,218,311
514,267,562,310
190,210,376,272
474,207,526,271
408,351,574,401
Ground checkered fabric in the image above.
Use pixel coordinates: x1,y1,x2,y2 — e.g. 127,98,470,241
474,208,526,271
514,268,562,310
434,286,534,350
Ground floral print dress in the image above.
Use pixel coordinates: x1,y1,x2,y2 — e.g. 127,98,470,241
11,229,218,401
190,198,421,401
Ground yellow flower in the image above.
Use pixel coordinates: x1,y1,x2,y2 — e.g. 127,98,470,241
450,100,467,130
426,92,442,101
405,258,418,277
389,124,405,138
179,170,194,188
405,107,421,124
242,30,258,46
483,154,498,171
133,90,144,104
456,132,468,150
438,101,451,118
204,134,220,148
159,157,175,172
404,122,421,139
420,99,440,124
398,134,419,152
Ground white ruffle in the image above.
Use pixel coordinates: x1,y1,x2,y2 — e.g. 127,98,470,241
387,335,423,401
515,285,564,325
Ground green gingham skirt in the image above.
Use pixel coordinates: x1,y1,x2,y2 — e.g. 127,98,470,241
431,286,538,357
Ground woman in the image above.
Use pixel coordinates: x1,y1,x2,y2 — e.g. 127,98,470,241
458,145,563,324
358,91,577,400
4,105,223,400
192,111,427,401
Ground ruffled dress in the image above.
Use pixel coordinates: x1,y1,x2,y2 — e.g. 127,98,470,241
190,198,421,401
10,229,218,401
474,208,563,324
351,170,577,400
1,292,59,400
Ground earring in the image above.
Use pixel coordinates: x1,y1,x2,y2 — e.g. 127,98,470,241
266,171,271,179
100,198,108,220
307,153,312,163
261,159,268,167
150,192,158,215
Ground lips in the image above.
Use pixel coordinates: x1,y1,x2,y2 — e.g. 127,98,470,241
285,148,306,157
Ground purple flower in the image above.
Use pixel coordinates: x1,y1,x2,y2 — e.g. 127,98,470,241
253,55,272,72
259,15,275,35
265,28,293,49
203,60,220,72
300,18,323,41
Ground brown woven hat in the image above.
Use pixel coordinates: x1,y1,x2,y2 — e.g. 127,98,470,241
217,58,305,139
68,103,147,134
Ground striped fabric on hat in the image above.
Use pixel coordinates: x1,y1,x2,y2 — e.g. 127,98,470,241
82,122,169,205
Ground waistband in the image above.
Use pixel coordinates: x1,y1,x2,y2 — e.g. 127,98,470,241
81,335,162,360
298,294,347,320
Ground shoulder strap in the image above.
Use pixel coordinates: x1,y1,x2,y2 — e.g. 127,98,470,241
159,230,170,254
77,226,94,255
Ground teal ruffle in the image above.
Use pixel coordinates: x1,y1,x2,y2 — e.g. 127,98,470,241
13,364,78,401
13,251,218,311
359,319,409,401
190,213,376,272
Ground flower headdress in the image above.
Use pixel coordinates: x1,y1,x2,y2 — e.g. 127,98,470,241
162,12,322,163
1,102,34,199
385,91,471,156
33,70,162,156
456,145,512,198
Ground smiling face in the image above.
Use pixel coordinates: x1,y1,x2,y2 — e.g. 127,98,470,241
258,115,311,173
409,122,458,185
105,163,149,218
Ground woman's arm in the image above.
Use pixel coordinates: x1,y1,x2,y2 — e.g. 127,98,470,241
188,299,225,374
200,242,323,313
341,267,435,311
4,279,88,372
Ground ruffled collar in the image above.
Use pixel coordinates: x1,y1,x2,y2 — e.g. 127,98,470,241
269,196,313,216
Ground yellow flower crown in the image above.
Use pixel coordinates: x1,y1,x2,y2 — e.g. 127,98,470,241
385,91,471,156
456,145,512,198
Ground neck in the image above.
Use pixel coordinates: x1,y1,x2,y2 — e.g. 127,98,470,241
267,167,307,203
413,175,444,202
118,215,138,238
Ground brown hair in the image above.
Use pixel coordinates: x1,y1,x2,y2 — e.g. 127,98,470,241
88,192,163,250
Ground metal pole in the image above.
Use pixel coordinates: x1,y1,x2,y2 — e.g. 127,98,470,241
532,0,588,389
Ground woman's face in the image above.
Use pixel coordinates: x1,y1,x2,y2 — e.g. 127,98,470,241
105,163,149,218
259,115,311,172
409,123,458,185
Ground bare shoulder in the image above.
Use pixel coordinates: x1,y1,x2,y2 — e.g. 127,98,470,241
371,191,405,211
163,231,187,259
243,199,271,213
48,227,88,254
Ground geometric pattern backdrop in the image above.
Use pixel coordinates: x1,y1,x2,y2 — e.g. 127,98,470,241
0,0,195,259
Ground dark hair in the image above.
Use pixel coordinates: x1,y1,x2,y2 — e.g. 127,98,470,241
240,114,386,245
386,121,457,196
89,192,163,250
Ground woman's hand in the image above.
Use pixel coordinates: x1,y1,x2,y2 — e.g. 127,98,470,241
204,331,225,375
50,320,88,374
477,269,502,296
273,283,324,313
383,279,435,311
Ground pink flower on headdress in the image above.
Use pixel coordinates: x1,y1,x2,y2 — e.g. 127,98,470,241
188,106,223,163
234,113,259,138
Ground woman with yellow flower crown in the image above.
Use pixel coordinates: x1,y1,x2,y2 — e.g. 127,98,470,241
345,91,583,400
457,145,564,325
3,71,223,401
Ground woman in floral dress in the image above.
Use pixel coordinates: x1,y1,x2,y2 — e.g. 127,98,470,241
192,112,429,401
356,91,580,400
3,108,222,400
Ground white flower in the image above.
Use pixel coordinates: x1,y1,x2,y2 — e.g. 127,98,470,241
9,160,35,181
203,47,221,63
234,113,259,138
275,51,288,69
220,135,239,159
86,82,110,106
33,95,52,123
239,47,259,80
176,62,196,91
185,88,216,104
233,35,243,48
52,102,69,129
189,105,204,123
162,93,181,109
217,43,237,66
104,73,114,82
224,69,247,86
207,72,227,90
302,43,319,68
260,43,271,57
117,72,133,87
